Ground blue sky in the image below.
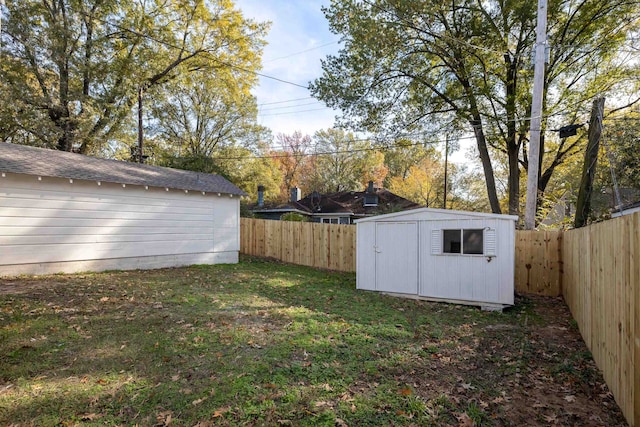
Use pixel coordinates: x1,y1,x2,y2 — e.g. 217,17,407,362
234,0,340,139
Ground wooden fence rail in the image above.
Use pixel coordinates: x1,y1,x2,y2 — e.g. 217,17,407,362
240,216,638,425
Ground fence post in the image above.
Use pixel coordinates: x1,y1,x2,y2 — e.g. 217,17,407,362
634,213,639,426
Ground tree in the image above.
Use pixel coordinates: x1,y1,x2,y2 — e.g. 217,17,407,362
311,0,640,216
387,156,444,206
270,131,312,200
149,71,268,160
301,128,388,193
0,0,267,153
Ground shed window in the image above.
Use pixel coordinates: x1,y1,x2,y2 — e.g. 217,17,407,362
442,229,484,255
443,230,462,253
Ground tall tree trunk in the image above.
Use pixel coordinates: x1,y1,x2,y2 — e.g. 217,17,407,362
505,54,520,216
463,79,501,214
471,116,501,214
574,97,605,228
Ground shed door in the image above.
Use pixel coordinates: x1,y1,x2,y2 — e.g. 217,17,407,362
375,222,418,294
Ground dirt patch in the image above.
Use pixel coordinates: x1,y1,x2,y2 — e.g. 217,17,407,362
393,295,627,426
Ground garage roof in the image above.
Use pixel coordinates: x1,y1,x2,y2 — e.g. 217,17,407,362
0,143,247,196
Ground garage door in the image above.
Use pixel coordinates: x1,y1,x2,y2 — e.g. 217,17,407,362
375,222,418,294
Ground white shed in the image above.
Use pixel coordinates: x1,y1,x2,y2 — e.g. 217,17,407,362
356,207,517,309
0,143,246,276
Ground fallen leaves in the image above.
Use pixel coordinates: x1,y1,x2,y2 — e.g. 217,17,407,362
156,410,173,426
398,386,413,396
191,396,207,406
212,406,230,418
455,412,474,427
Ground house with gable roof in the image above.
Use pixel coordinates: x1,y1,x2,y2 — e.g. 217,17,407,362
0,143,245,276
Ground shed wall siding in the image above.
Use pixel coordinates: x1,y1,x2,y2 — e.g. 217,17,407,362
356,210,516,307
356,222,376,290
0,174,239,275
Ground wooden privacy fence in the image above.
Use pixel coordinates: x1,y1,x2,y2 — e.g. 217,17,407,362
240,218,356,272
240,216,639,425
562,213,639,426
514,230,563,296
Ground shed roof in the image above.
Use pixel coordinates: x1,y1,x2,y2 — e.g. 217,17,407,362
0,143,247,196
354,207,519,223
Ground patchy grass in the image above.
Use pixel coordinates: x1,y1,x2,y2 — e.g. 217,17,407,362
0,256,626,426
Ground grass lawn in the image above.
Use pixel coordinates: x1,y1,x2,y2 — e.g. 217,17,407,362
0,256,626,426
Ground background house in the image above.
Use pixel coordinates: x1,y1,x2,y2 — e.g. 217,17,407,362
251,182,420,223
0,143,245,276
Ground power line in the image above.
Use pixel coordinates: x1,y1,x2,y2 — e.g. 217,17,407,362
263,40,339,62
259,100,325,112
73,8,310,90
214,132,479,160
258,96,315,106
258,106,332,117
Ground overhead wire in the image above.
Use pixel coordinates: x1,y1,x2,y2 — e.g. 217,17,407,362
263,40,340,62
258,100,326,112
258,96,315,106
258,107,332,117
72,8,311,90
213,131,483,161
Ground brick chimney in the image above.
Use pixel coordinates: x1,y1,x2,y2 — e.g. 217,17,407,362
290,187,301,203
364,181,378,206
257,185,265,207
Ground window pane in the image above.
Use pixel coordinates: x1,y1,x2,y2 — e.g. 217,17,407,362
463,229,484,254
331,218,338,224
443,229,461,253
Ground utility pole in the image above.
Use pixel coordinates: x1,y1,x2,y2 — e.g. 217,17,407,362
574,97,605,228
137,86,144,164
1,0,5,43
524,0,548,229
443,135,449,210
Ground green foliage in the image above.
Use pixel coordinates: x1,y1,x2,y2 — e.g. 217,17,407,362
0,0,268,154
158,153,229,176
300,128,388,193
280,212,309,222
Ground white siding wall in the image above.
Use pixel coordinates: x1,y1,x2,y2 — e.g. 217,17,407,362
212,195,240,253
420,218,514,305
0,173,240,275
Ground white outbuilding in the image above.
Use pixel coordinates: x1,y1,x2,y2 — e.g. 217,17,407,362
355,208,517,309
0,143,245,276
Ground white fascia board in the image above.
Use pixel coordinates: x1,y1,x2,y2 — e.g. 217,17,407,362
354,207,519,223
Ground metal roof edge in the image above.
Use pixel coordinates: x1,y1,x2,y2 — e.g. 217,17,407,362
354,207,519,223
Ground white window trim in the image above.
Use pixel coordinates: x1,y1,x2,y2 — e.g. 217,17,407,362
437,228,491,257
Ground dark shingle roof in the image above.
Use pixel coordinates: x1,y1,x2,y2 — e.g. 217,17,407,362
296,189,421,215
250,188,421,216
0,143,247,196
